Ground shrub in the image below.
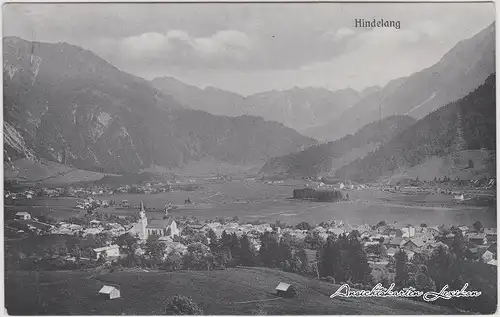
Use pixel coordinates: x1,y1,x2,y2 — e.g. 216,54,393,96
165,295,203,315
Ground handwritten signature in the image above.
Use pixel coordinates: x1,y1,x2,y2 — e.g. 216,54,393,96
330,283,481,302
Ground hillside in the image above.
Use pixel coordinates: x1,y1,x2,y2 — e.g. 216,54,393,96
5,267,460,315
336,73,496,182
152,77,363,133
307,23,495,141
3,37,315,174
261,115,416,177
4,158,112,186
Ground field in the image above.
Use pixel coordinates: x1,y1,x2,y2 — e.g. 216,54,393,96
5,267,461,315
5,180,496,227
5,159,111,186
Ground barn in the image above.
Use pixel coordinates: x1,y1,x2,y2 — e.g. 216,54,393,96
275,282,297,298
99,285,121,299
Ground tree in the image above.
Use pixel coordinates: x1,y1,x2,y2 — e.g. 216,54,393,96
206,229,219,253
165,295,203,315
394,250,409,287
450,231,467,260
115,233,138,254
162,252,183,271
259,232,280,268
407,273,436,292
183,242,211,270
97,251,107,265
317,236,344,281
304,231,323,250
427,245,460,290
145,235,166,260
473,220,484,233
239,235,257,266
374,221,387,229
295,248,310,273
295,221,312,231
344,234,372,284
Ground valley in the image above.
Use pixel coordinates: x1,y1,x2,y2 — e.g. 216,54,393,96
6,177,495,228
3,9,496,316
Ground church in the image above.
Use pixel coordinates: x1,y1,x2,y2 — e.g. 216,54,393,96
129,201,180,240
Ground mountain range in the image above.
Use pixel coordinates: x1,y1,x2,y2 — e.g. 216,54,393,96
3,37,315,174
151,77,367,133
336,73,496,182
305,22,495,141
261,115,416,177
260,23,495,180
3,22,495,180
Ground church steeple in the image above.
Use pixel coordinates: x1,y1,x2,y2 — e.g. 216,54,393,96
138,200,148,239
139,200,146,218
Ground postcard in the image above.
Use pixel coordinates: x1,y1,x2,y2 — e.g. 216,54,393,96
3,1,497,315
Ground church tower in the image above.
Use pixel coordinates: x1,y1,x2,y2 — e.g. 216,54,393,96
138,200,148,240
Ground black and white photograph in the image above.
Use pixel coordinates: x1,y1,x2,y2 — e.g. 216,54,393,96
2,1,497,315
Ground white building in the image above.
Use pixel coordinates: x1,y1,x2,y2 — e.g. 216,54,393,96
93,244,120,259
15,212,31,220
99,285,120,299
402,225,416,238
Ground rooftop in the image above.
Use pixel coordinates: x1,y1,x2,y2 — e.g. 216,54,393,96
99,285,119,294
147,219,175,229
276,282,291,292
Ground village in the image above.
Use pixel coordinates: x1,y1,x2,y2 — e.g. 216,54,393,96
6,197,497,273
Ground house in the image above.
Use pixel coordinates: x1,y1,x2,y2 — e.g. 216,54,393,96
402,225,416,238
164,242,188,256
481,250,495,263
328,228,345,236
467,233,487,245
99,285,120,299
387,237,403,248
386,247,399,257
401,238,424,252
93,245,120,259
425,226,442,237
15,212,31,220
275,282,296,298
484,228,497,243
458,226,469,235
189,223,207,231
381,227,403,238
443,233,455,244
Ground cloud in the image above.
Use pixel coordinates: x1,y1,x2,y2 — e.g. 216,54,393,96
331,28,356,42
2,2,495,94
117,29,252,63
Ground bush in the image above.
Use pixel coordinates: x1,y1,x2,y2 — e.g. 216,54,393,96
165,295,203,315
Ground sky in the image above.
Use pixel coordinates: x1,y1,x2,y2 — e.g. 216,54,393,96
3,2,495,95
